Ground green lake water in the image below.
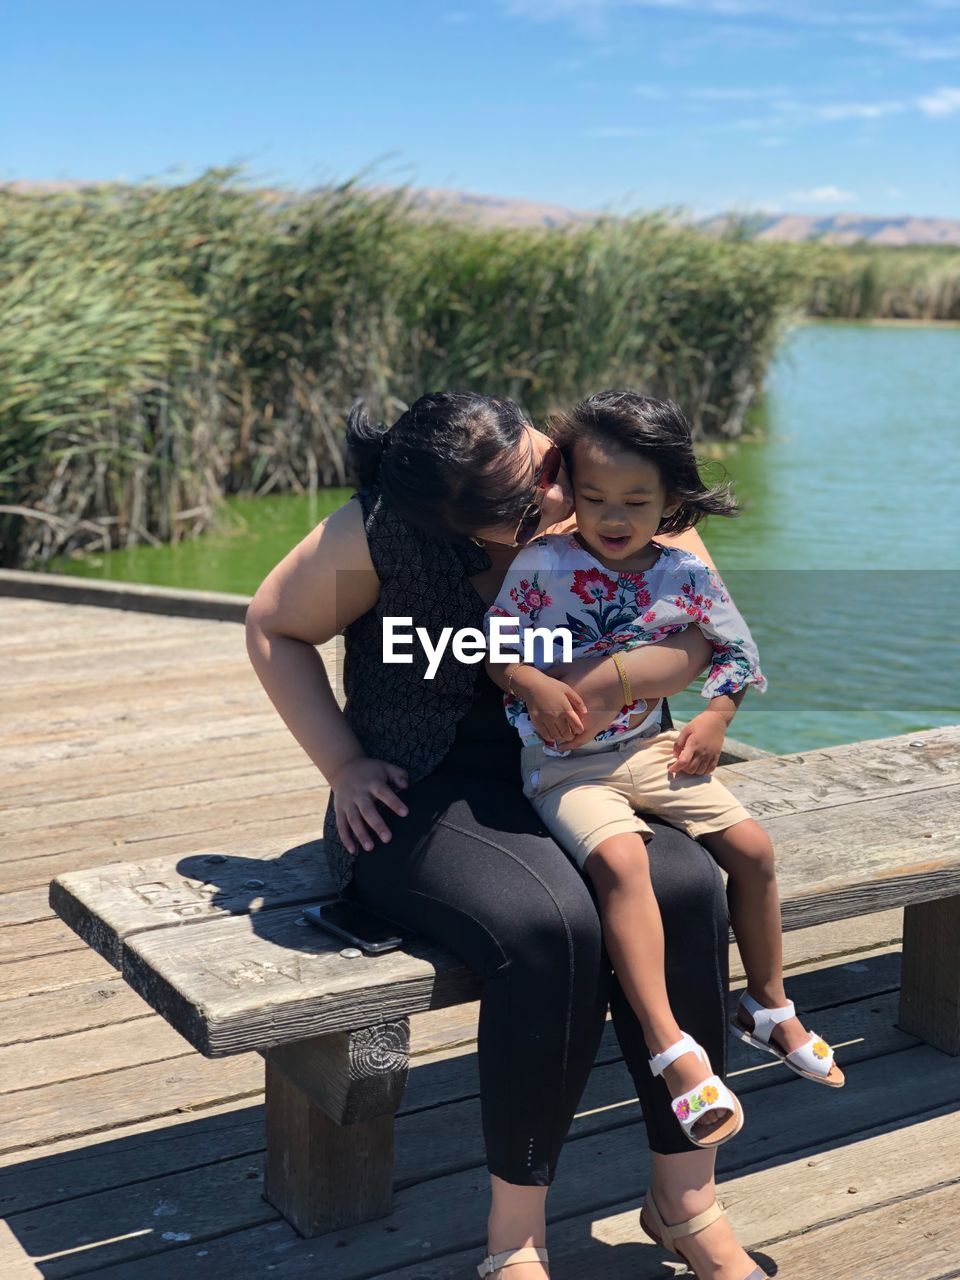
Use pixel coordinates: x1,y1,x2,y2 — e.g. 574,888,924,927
47,322,960,754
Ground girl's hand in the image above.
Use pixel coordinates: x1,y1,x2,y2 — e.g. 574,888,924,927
544,656,626,750
331,757,410,853
516,669,588,747
668,711,727,776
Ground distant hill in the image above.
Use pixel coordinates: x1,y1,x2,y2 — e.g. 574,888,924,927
401,193,960,244
4,178,959,245
699,211,960,247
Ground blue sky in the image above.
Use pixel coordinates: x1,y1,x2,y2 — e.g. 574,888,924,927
5,0,960,217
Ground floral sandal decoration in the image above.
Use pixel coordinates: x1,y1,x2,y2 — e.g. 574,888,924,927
729,993,845,1087
649,1031,744,1148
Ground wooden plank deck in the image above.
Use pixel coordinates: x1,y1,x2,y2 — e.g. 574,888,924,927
2,594,959,1279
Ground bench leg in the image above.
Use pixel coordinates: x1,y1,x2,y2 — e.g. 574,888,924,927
899,897,960,1056
260,1019,410,1236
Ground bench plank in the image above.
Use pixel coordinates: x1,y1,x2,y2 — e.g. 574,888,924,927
47,727,958,1056
48,841,335,968
123,905,477,1056
719,723,960,813
119,800,945,1058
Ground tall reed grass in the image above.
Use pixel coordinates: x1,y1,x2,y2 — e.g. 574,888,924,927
802,244,960,321
0,165,815,568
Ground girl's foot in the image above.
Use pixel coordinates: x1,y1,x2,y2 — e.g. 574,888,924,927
654,1041,730,1137
732,991,844,1086
736,991,811,1056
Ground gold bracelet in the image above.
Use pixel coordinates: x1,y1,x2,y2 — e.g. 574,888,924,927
506,662,525,700
611,652,633,708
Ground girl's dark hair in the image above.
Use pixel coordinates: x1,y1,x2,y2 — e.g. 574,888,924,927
345,391,538,539
548,389,738,534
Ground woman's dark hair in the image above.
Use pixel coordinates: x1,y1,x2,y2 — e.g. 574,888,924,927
548,389,738,534
345,391,539,539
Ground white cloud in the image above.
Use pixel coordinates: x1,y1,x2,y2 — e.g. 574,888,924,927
790,185,857,202
814,100,905,119
856,29,960,60
917,85,960,114
708,96,906,132
632,87,906,124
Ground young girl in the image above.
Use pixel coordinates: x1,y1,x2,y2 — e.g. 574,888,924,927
482,389,844,1152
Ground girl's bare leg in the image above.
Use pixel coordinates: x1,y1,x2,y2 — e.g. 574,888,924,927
649,1149,758,1279
486,1176,549,1277
585,834,730,1136
703,820,811,1055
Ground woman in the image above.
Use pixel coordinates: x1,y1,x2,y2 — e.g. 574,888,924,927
245,391,763,1280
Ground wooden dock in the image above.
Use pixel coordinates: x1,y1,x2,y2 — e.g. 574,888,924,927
2,591,959,1279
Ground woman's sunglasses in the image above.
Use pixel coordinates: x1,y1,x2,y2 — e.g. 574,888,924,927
511,444,563,547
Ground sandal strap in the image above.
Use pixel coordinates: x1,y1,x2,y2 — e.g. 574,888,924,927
785,1031,835,1075
644,1189,727,1253
477,1245,549,1276
739,993,795,1045
649,1031,702,1078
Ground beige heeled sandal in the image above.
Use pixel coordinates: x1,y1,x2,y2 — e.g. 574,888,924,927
476,1245,549,1277
639,1188,765,1279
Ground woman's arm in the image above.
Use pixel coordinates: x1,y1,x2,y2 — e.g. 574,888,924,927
245,499,409,853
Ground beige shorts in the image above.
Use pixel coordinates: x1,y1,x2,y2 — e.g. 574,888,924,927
521,728,752,870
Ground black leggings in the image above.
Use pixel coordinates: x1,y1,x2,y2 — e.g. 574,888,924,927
343,681,730,1185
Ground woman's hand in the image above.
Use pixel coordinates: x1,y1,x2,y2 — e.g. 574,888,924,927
668,710,726,776
331,757,410,854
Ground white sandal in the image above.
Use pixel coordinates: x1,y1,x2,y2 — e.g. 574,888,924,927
730,993,845,1087
476,1245,549,1277
649,1032,744,1148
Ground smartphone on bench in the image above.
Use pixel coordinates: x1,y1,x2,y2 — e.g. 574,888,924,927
303,897,411,955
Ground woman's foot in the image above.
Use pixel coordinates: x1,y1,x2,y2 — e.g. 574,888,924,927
480,1244,549,1279
647,1184,759,1280
485,1177,549,1278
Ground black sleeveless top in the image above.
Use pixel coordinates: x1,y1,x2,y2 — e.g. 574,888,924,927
321,486,495,893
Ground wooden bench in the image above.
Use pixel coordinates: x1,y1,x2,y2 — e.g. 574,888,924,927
48,725,960,1239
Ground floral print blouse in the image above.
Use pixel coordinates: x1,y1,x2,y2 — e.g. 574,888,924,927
482,533,767,754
